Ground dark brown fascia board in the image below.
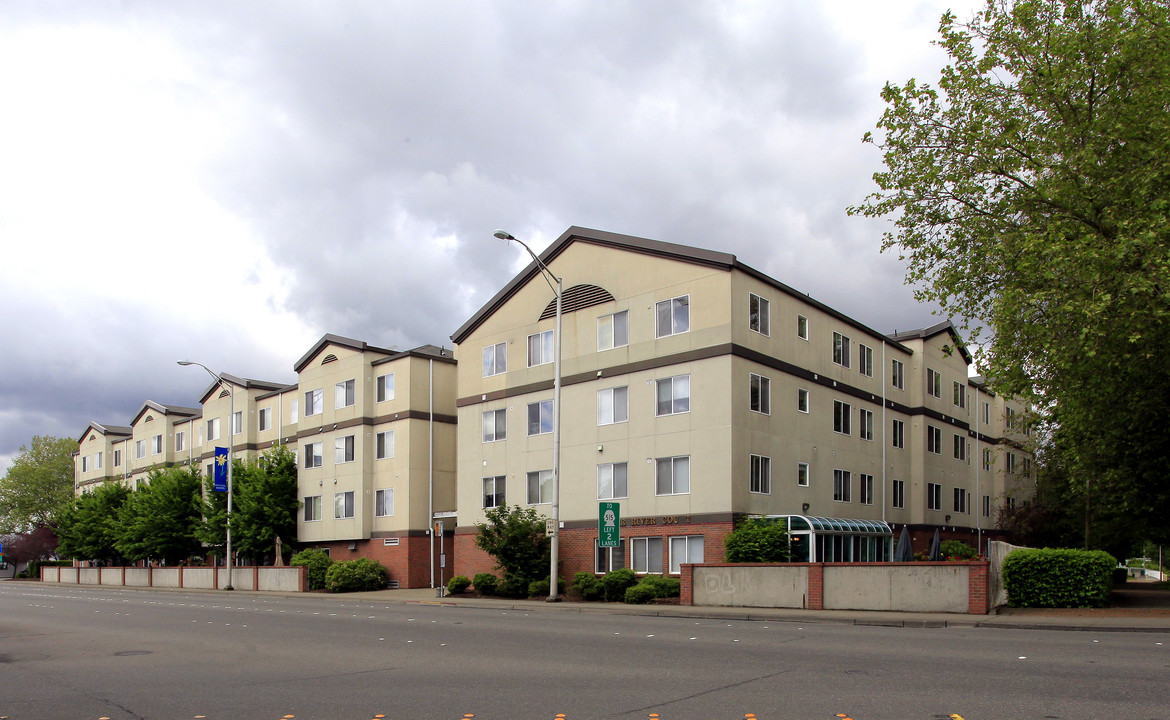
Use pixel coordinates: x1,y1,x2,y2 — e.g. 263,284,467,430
255,383,300,402
889,320,974,364
196,373,290,404
371,343,457,367
130,401,201,427
292,333,398,373
76,422,132,444
449,225,916,353
171,411,203,427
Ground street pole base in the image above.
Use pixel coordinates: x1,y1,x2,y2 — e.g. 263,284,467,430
224,585,234,591
545,596,562,603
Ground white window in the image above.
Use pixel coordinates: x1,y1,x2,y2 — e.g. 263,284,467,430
151,434,163,455
81,455,90,472
982,494,992,518
655,456,690,495
750,454,770,494
527,399,553,436
597,462,628,500
982,448,993,471
797,388,809,413
305,388,323,416
231,411,242,436
749,374,770,414
175,431,186,452
859,408,874,441
375,488,394,517
207,417,220,442
892,419,905,449
927,426,942,454
981,401,990,425
631,537,664,574
482,476,505,508
954,488,969,514
833,400,851,435
655,295,690,337
797,462,810,487
595,539,626,573
482,409,507,442
290,399,299,424
859,344,873,377
797,314,809,340
1006,407,1017,431
528,329,554,367
860,473,874,505
953,434,967,461
597,310,629,351
482,342,507,377
1006,452,1017,474
526,469,553,505
927,369,942,398
892,359,905,389
135,439,146,459
258,408,272,432
334,435,355,464
655,374,690,416
303,495,322,522
833,469,851,502
304,442,323,469
335,379,355,409
954,381,966,409
95,452,102,469
597,386,629,425
749,293,769,335
669,535,704,574
113,449,122,467
928,482,942,511
334,491,355,519
892,479,905,509
833,332,851,368
376,373,395,402
376,431,395,460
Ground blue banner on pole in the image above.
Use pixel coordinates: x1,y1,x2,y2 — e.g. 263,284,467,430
213,447,228,491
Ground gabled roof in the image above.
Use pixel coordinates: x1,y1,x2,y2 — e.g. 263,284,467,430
370,343,456,367
889,320,973,364
76,421,132,444
451,225,914,352
196,372,288,404
130,401,202,427
293,333,398,373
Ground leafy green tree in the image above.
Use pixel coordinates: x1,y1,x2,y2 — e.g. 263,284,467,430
231,445,300,561
851,0,1170,544
290,548,334,590
473,504,550,592
0,435,77,532
194,465,231,560
114,466,203,564
56,482,131,563
724,518,791,562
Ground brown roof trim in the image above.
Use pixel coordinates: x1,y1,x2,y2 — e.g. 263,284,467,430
449,226,915,352
76,422,132,444
130,401,201,427
196,373,291,404
293,333,398,373
370,344,457,367
890,320,973,364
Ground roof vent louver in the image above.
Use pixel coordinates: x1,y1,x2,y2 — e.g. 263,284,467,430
322,354,339,365
539,284,615,320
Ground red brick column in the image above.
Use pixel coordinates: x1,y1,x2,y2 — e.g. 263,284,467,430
680,563,694,605
968,561,990,614
807,563,824,610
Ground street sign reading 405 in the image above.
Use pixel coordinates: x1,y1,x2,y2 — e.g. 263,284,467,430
598,502,620,548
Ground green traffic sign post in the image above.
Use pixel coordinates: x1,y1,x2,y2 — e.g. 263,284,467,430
598,502,620,548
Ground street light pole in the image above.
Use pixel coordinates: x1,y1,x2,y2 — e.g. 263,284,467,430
178,360,235,590
494,229,563,602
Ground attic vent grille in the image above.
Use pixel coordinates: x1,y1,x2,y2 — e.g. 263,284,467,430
89,434,96,442
383,538,400,547
218,389,229,399
322,354,339,365
539,284,615,321
144,415,154,422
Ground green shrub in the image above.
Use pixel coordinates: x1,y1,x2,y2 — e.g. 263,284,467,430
724,518,790,562
528,578,550,597
573,572,604,601
624,583,657,604
602,568,637,602
290,549,334,590
324,557,389,593
940,540,979,560
1002,548,1116,608
497,574,530,599
472,573,498,596
637,573,681,598
447,575,472,594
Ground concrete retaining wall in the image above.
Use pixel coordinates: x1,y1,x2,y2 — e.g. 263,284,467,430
683,561,990,614
40,565,307,593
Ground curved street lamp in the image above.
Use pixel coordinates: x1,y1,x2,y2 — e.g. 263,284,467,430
178,360,235,591
494,229,563,602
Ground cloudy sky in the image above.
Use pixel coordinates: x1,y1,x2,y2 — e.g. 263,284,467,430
0,0,982,475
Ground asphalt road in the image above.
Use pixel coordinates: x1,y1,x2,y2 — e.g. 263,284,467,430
1,583,1168,720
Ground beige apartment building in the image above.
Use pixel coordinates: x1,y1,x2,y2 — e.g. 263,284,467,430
74,334,458,589
450,227,1032,581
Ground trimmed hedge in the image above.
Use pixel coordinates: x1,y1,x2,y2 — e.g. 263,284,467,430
1002,548,1116,608
472,573,498,596
290,549,334,590
447,575,472,594
324,557,389,593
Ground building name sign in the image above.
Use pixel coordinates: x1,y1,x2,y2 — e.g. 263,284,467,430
623,514,693,527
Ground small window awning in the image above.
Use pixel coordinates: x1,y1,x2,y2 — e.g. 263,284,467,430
773,515,893,536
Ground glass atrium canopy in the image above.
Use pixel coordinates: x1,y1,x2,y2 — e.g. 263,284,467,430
766,515,894,563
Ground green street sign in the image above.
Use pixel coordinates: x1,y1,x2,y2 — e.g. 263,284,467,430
598,502,620,548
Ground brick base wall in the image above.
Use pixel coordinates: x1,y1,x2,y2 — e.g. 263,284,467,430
307,533,453,589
